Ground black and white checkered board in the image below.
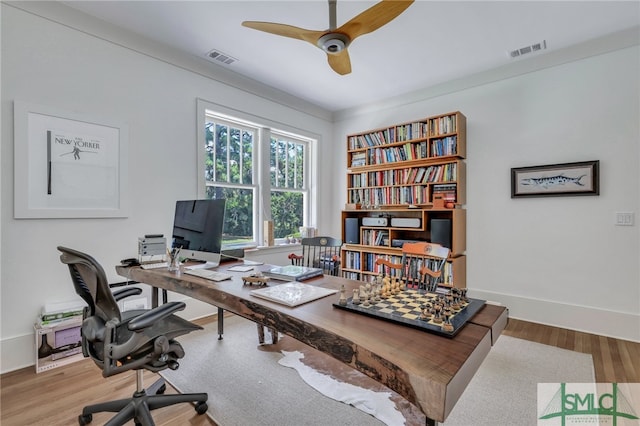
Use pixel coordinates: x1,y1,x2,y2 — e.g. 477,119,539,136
334,289,485,337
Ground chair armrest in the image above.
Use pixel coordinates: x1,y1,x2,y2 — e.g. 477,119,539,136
112,287,143,301
419,266,442,279
288,253,303,261
375,258,402,270
128,301,186,331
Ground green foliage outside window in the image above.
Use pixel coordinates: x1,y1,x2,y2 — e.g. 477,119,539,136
204,118,308,244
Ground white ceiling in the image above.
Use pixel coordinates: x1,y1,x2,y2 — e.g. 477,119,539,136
61,1,640,112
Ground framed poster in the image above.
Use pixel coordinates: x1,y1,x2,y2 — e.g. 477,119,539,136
511,160,599,198
14,101,129,218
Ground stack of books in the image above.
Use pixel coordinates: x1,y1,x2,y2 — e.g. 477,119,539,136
38,300,85,326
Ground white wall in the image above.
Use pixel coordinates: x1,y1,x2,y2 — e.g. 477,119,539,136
0,4,333,373
2,2,638,374
333,45,640,343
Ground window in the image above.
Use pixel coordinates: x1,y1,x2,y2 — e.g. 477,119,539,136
270,132,308,239
200,107,313,247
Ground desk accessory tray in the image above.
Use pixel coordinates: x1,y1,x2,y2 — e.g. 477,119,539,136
333,288,485,337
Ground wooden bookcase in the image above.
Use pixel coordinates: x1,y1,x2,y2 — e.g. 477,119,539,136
341,111,467,288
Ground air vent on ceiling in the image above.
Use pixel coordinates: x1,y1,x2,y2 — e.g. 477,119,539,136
206,49,237,65
509,40,547,59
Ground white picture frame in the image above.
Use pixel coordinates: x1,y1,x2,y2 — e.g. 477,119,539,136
14,101,129,218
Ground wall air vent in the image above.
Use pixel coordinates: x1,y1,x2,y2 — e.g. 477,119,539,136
206,49,237,65
509,40,547,59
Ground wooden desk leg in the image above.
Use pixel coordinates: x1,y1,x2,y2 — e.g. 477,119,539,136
257,323,266,344
256,324,278,344
217,307,224,340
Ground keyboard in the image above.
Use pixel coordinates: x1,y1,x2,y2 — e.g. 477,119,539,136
184,268,232,282
141,262,168,270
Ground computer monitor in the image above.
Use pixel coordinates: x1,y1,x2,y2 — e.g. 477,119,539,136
171,199,226,268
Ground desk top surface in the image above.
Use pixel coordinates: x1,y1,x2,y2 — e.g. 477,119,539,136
116,263,507,422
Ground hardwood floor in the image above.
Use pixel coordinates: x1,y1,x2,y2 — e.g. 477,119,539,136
503,318,640,383
2,317,638,426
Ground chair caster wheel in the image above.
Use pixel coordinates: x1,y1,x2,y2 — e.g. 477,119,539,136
78,414,92,425
157,383,166,394
195,401,208,415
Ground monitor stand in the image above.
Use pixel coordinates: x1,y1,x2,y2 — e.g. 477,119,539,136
184,261,219,270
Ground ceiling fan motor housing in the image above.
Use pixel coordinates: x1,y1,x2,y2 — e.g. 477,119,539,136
318,33,350,54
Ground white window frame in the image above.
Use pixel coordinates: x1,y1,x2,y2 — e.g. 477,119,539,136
196,99,317,247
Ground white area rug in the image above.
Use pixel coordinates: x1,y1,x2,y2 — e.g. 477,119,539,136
161,315,595,426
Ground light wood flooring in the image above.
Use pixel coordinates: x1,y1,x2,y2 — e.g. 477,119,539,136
2,317,638,426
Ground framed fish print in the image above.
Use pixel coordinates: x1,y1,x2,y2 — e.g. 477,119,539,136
511,160,599,198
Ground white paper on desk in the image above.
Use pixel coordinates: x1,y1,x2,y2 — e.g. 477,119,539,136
228,265,254,272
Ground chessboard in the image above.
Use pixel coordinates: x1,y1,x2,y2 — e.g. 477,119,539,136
333,286,485,337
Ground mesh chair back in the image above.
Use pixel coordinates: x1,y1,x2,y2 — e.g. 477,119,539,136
58,246,121,323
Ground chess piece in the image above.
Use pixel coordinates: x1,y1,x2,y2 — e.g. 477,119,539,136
352,289,360,304
339,284,347,306
442,311,454,332
362,291,371,307
432,304,443,324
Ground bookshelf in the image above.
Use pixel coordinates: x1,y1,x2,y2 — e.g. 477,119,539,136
342,112,467,288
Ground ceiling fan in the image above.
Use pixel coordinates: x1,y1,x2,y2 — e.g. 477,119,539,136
242,0,414,75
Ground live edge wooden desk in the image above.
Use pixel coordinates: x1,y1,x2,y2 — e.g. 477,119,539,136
116,263,508,425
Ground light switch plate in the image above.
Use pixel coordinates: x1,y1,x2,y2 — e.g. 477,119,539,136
615,212,634,226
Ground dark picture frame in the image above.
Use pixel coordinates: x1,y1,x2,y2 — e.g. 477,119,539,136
511,160,599,198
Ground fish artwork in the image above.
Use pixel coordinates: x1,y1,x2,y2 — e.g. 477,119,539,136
520,174,586,189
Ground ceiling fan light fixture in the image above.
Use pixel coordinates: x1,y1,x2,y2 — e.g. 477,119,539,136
317,33,350,54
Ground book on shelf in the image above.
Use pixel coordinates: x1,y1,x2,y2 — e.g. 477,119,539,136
41,300,85,322
37,314,83,327
250,282,337,307
262,265,324,282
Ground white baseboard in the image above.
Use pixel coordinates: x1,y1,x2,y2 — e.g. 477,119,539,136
1,334,35,374
468,289,640,343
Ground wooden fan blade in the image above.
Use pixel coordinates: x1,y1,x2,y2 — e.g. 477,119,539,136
337,0,414,41
327,49,352,75
242,21,324,45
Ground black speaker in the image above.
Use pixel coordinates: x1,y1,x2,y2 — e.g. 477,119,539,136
430,219,451,249
345,218,360,244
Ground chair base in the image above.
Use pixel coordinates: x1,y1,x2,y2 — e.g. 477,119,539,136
78,377,208,426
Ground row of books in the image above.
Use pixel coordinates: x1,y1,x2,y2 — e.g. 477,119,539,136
347,121,429,150
361,229,389,247
349,138,460,168
348,186,431,206
431,136,458,157
349,164,459,188
348,115,460,150
40,300,85,324
429,115,457,136
432,183,457,203
365,142,429,165
350,151,367,167
348,164,459,194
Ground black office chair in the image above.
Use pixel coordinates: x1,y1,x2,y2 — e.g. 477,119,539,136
57,246,208,426
256,236,343,344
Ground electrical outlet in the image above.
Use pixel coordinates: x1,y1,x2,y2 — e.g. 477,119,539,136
615,212,635,226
